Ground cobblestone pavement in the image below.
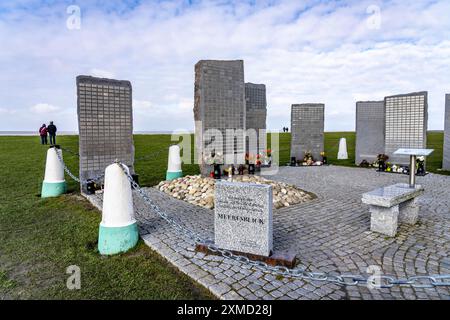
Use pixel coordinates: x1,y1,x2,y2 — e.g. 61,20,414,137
88,165,450,300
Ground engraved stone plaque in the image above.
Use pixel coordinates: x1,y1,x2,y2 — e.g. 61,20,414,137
214,181,273,257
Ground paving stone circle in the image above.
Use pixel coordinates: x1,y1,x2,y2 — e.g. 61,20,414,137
87,165,450,300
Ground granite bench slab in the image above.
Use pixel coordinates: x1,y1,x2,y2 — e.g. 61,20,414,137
361,183,424,237
362,183,424,207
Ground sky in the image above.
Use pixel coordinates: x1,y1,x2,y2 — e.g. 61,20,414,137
0,0,449,132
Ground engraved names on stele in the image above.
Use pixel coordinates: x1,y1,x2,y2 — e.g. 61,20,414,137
214,181,273,257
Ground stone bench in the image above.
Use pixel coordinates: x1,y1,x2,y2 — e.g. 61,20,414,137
361,183,424,237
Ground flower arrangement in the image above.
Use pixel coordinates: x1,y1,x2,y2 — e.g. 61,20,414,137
245,152,255,164
302,151,314,166
320,151,327,165
204,151,224,165
359,160,370,167
417,156,425,175
258,149,273,166
377,154,389,162
375,154,389,171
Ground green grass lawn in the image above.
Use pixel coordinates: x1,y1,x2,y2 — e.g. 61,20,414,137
269,131,446,174
0,135,213,299
0,131,447,299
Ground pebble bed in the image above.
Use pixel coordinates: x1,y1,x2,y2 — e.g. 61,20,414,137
156,174,315,210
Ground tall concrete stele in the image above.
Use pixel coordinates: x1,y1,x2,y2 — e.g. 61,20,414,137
76,76,135,193
355,101,385,165
245,83,267,155
194,60,246,176
290,104,325,161
443,94,450,170
384,92,428,165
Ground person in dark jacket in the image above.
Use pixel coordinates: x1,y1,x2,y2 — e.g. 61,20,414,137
39,124,48,145
47,121,57,145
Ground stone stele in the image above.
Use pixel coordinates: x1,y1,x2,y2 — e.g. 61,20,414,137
214,181,273,257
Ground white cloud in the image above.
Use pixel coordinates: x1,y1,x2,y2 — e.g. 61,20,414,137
0,0,449,131
90,68,116,79
30,103,60,114
0,107,16,115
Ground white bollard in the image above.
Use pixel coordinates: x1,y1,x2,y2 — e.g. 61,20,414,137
337,138,348,160
166,145,183,181
41,146,67,198
98,163,138,255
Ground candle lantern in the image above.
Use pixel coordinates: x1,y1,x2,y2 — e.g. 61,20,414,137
213,164,221,179
416,157,425,176
290,157,297,167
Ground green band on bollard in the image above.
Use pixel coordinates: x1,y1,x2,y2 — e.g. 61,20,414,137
98,222,139,255
166,171,183,181
41,181,67,198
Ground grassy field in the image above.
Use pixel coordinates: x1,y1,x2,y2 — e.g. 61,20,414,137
0,131,447,299
0,135,213,299
270,131,446,174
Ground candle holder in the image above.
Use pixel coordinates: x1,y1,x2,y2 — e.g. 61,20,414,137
290,157,297,167
213,164,222,179
416,157,425,176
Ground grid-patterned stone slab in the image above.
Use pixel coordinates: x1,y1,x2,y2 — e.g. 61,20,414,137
194,60,246,175
290,104,324,161
245,83,267,154
77,75,134,192
384,92,428,165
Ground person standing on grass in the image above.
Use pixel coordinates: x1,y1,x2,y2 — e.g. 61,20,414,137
39,124,48,145
47,121,57,145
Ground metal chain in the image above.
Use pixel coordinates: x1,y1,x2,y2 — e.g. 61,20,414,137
47,147,450,289
117,162,450,289
60,146,80,157
54,147,104,184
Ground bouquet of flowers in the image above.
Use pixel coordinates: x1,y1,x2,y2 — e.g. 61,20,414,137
246,152,256,164
376,154,389,171
258,149,273,166
204,151,224,165
303,151,314,166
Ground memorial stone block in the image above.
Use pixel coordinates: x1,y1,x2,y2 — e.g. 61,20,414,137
245,83,267,154
194,60,246,176
77,76,134,193
355,101,385,164
290,104,324,161
384,92,428,165
443,94,450,170
214,181,273,257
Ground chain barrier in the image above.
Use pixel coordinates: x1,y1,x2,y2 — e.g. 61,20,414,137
117,162,450,289
60,147,80,157
50,146,450,289
54,147,104,185
56,145,169,185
